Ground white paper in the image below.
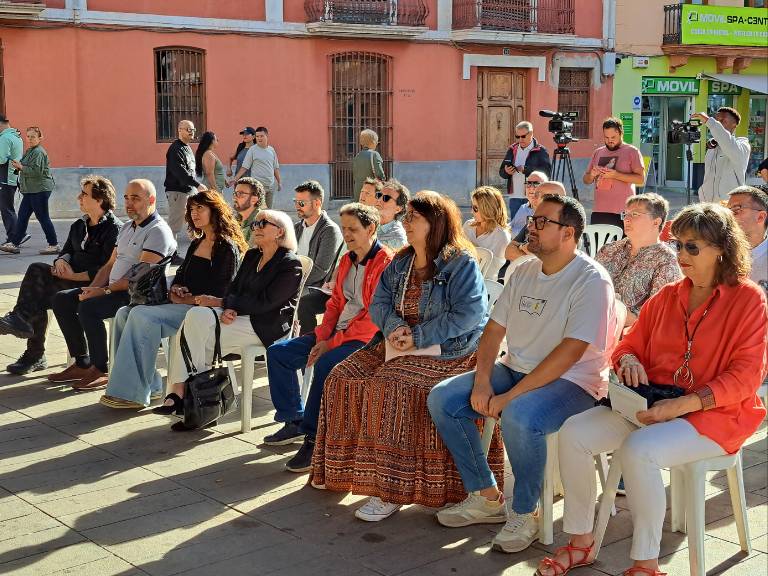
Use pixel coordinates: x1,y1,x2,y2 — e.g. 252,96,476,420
608,381,648,427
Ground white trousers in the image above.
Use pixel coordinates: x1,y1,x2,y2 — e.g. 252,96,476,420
168,307,262,385
559,406,724,561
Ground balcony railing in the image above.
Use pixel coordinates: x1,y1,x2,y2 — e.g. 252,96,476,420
453,0,575,34
305,0,428,27
662,3,681,45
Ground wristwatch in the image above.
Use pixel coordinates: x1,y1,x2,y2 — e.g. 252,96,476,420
104,287,112,295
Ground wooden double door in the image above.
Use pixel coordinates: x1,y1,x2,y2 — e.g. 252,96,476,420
477,69,527,189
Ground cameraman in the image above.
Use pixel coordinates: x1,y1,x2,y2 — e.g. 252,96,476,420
583,117,645,229
499,121,551,216
693,107,750,204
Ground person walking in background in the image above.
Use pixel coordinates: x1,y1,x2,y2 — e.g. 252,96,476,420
230,127,281,208
164,119,206,264
195,131,227,194
233,177,264,245
352,129,385,202
583,117,645,229
1,127,58,254
499,121,551,217
227,127,256,181
0,114,24,245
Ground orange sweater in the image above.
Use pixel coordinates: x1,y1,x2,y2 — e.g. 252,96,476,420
613,278,767,454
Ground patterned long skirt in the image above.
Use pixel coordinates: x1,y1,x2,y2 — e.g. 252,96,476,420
311,341,505,508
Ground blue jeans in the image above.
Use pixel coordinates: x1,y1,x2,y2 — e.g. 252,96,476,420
10,191,57,246
105,303,192,405
266,333,365,438
428,363,595,514
507,197,527,221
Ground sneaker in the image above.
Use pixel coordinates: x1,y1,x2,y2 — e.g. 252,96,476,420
0,312,34,339
263,422,305,446
0,242,20,254
354,497,402,522
616,477,626,496
17,234,31,246
6,352,47,375
491,510,539,553
39,245,60,255
47,363,95,383
285,438,314,473
71,369,108,391
436,491,507,528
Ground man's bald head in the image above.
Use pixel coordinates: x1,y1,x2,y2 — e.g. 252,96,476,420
124,179,157,222
539,181,566,196
127,179,156,198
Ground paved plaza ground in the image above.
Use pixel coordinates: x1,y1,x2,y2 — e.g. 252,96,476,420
0,216,765,576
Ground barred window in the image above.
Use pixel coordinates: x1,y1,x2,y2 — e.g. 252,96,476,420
558,68,591,139
154,47,206,142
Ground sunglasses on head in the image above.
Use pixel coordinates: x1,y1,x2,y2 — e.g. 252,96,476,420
375,192,394,203
668,239,707,256
251,219,279,230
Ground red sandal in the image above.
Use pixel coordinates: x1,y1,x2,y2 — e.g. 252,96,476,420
535,540,595,576
623,568,667,576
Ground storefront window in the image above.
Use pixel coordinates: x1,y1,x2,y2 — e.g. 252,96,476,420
707,94,733,116
747,96,767,179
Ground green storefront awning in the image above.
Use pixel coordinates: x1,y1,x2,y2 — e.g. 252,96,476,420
701,73,768,95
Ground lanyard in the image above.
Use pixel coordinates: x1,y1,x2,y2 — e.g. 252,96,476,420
673,294,717,389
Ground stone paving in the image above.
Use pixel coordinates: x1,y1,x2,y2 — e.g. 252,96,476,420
0,220,765,576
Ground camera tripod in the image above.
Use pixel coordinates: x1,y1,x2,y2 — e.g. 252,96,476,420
684,143,694,205
551,144,580,201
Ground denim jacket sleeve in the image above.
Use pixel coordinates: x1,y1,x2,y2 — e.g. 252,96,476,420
370,257,408,337
411,254,487,349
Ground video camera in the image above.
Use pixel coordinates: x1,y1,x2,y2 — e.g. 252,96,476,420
539,110,579,145
667,119,702,145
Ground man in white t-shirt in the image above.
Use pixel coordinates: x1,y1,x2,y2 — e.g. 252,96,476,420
727,185,768,295
230,126,281,208
429,194,617,554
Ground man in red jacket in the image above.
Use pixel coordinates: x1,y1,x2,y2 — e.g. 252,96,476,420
266,203,394,472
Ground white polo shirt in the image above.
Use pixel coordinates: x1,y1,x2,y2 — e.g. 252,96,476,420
109,211,177,283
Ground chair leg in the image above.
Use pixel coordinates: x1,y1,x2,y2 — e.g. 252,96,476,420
480,416,496,457
300,365,314,406
670,467,687,533
107,317,115,368
593,455,622,558
539,434,557,546
240,349,258,434
595,453,617,517
684,463,707,576
726,452,752,554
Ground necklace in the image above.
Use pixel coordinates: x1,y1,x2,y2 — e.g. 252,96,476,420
673,293,718,389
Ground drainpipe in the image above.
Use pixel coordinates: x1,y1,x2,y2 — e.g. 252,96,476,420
603,0,616,52
437,0,453,32
65,0,86,23
265,0,284,23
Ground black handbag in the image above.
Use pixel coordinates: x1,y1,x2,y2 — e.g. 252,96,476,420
179,307,236,429
126,255,172,306
601,381,686,409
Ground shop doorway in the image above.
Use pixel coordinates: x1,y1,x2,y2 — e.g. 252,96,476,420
641,96,693,187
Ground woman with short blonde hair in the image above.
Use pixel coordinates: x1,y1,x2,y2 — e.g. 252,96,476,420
352,129,385,202
463,186,511,279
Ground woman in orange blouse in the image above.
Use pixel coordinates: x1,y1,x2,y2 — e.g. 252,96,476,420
535,203,767,576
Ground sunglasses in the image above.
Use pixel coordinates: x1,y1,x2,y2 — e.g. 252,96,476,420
620,210,651,220
668,239,707,256
251,219,279,230
527,215,569,231
375,192,395,203
515,133,530,139
293,199,308,207
525,181,542,188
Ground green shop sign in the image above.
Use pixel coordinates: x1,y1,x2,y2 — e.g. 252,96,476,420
642,77,700,95
709,80,741,96
681,5,768,47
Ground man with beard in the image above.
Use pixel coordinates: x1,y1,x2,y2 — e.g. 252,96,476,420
583,117,645,229
233,177,264,244
429,194,617,554
48,179,176,390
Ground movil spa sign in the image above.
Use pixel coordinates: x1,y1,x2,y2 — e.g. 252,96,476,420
642,77,700,96
682,5,768,47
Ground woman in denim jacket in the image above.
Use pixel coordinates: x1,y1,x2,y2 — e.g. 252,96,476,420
311,191,506,522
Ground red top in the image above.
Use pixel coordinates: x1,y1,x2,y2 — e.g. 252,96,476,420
315,243,393,352
613,277,767,454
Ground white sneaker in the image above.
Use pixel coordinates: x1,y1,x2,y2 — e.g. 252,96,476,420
436,491,507,527
491,509,539,553
39,245,60,255
354,497,402,522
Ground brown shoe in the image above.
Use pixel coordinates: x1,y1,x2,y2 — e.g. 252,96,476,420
72,369,108,391
47,363,94,383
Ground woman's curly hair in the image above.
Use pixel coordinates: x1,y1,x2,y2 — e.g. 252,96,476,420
184,189,248,254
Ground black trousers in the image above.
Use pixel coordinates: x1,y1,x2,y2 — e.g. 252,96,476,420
590,211,624,231
296,288,331,336
14,262,87,357
52,288,130,372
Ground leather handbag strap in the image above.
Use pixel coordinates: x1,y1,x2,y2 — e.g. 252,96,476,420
179,307,222,376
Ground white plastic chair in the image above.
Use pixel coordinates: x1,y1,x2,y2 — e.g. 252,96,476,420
228,255,313,433
474,246,494,278
484,279,504,308
594,450,750,576
580,224,623,257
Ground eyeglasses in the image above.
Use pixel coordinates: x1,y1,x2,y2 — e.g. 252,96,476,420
525,181,542,188
728,204,764,216
233,191,253,199
527,215,569,231
668,239,707,256
184,128,196,133
251,219,279,230
620,210,652,221
515,133,530,139
375,192,395,203
403,210,422,223
293,199,307,207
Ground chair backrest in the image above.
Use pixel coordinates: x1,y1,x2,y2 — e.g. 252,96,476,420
474,246,494,277
580,224,623,257
297,255,313,297
484,279,504,310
